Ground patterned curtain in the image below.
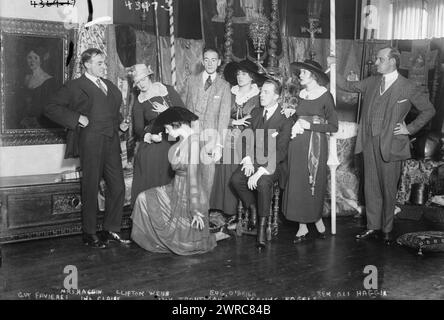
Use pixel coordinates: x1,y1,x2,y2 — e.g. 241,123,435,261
106,25,133,150
279,37,391,122
134,29,204,100
72,24,107,79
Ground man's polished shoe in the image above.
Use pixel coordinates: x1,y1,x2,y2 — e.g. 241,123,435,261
100,231,131,245
318,231,326,239
256,217,266,249
383,232,393,245
248,204,258,231
82,233,106,249
355,229,379,240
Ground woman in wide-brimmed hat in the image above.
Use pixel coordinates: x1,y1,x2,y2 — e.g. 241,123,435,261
210,59,265,233
131,107,221,255
129,64,185,206
283,59,339,243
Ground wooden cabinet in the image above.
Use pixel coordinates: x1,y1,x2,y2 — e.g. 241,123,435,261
0,174,131,243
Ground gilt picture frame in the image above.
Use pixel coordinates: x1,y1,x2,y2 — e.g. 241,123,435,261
0,18,71,146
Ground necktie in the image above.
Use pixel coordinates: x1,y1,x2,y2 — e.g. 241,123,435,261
96,79,108,95
380,76,385,94
204,75,212,91
263,110,268,122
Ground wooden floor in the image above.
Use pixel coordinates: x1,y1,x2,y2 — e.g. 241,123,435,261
1,208,444,300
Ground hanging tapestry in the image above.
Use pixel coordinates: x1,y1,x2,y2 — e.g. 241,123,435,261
200,0,282,63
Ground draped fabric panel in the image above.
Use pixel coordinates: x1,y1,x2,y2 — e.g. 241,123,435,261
393,0,444,40
362,0,443,40
427,0,444,39
279,37,389,122
134,30,204,100
106,25,132,133
72,25,107,80
393,0,426,40
324,124,361,216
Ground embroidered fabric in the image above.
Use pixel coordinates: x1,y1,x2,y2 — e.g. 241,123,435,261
298,115,327,196
231,84,260,105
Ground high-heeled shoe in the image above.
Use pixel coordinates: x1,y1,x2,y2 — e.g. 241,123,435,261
318,231,326,239
293,234,307,243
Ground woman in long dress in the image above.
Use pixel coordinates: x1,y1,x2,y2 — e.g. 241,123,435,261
210,60,264,222
130,64,184,206
283,60,338,243
131,107,217,255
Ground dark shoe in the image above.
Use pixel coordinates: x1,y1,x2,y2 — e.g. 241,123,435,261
101,231,131,245
248,204,258,231
383,232,393,246
293,234,307,243
318,231,327,239
256,217,266,249
82,233,106,249
355,229,379,240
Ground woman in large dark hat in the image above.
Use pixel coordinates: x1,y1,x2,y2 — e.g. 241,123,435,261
131,106,221,255
283,59,339,243
222,59,267,87
209,59,265,233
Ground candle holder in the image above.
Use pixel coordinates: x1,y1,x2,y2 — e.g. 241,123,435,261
248,14,270,74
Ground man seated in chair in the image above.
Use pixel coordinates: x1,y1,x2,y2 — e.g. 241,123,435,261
230,79,292,249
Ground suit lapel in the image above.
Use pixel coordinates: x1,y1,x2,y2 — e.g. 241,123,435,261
387,77,403,109
264,106,281,129
364,76,381,120
207,74,222,97
78,74,99,97
191,74,203,112
103,78,117,101
252,106,264,129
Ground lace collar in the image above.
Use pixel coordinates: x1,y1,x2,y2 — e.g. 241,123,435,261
299,86,328,100
231,84,260,105
138,82,168,103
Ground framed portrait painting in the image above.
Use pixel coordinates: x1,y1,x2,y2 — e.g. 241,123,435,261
0,18,72,146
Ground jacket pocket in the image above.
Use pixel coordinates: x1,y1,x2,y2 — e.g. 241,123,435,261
391,134,410,159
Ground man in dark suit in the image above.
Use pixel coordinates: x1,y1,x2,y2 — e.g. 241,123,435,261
230,79,293,249
335,47,435,244
45,48,130,248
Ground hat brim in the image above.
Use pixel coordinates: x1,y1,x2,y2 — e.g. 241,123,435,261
153,107,199,129
290,62,330,84
223,61,268,87
223,61,240,86
133,71,153,84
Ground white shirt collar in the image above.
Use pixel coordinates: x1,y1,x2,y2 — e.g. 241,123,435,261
202,71,217,85
263,103,279,120
381,70,398,92
85,72,106,88
85,71,99,83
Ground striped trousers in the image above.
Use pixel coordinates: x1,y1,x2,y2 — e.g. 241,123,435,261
363,135,402,233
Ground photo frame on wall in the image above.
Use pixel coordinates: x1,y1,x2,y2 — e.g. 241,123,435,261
0,18,72,146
